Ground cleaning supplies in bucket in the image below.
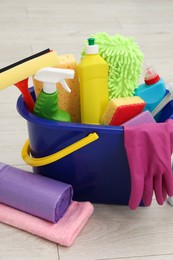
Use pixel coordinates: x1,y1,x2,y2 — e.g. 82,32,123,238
78,38,109,125
33,67,74,122
7,33,171,209
134,66,166,112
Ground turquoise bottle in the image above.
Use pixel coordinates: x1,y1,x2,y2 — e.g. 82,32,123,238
134,66,166,112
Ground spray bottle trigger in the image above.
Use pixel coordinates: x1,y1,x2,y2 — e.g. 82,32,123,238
59,79,71,93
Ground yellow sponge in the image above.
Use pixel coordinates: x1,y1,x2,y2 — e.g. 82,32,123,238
102,96,146,126
33,54,81,123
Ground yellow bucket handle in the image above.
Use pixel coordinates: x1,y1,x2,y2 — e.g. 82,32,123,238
22,132,99,167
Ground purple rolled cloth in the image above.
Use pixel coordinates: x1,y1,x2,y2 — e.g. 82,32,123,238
0,162,73,223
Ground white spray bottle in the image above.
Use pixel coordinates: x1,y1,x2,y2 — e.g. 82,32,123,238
33,67,74,122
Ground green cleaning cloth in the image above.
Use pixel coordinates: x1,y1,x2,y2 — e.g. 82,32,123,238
81,32,144,99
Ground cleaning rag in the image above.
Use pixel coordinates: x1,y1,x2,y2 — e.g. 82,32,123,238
0,201,94,246
0,163,73,223
124,120,173,210
122,110,156,127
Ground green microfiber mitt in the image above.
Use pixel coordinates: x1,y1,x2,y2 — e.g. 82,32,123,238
81,32,144,99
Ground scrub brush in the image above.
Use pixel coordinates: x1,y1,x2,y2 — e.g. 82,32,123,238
81,32,144,99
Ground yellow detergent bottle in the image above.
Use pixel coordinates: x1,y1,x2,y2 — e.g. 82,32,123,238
78,38,109,124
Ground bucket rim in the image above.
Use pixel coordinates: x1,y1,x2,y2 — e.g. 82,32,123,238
16,87,124,133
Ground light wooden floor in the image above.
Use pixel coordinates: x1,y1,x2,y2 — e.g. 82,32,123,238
1,0,173,259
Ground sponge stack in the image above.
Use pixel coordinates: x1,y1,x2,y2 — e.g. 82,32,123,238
102,96,146,126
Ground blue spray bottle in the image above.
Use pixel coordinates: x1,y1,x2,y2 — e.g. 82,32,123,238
134,66,166,112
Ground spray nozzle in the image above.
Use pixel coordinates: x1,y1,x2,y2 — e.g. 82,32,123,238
34,67,75,94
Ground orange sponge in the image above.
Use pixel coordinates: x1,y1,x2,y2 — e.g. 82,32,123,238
102,96,146,126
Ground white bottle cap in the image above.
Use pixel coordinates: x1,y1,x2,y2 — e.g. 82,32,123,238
86,45,99,54
86,38,99,54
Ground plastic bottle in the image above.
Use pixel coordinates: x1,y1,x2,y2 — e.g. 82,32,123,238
134,66,166,112
78,38,109,124
33,67,74,122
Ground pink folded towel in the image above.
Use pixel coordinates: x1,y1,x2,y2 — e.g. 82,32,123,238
0,201,94,246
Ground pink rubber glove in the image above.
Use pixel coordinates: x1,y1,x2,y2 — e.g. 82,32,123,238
124,121,173,210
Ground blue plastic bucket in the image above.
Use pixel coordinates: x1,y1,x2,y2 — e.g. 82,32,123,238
17,88,173,205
